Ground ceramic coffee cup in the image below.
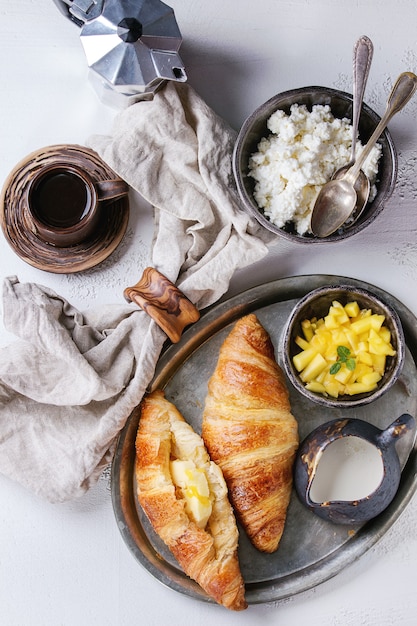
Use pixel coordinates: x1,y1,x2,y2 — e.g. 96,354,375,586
26,163,129,246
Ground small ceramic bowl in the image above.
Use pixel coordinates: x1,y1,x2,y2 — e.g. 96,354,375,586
232,86,397,243
282,285,405,408
294,414,416,525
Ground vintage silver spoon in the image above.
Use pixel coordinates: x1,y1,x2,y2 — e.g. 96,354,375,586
331,35,373,205
339,36,374,172
311,71,417,238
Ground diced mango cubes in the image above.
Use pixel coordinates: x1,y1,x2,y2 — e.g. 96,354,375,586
292,299,396,398
293,346,318,372
344,301,360,317
299,352,328,382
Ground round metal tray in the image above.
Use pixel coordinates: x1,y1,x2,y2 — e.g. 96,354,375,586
111,275,417,604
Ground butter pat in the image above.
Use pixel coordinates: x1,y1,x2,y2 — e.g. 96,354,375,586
170,459,212,528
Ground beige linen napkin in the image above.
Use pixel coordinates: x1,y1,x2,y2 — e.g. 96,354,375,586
0,82,272,502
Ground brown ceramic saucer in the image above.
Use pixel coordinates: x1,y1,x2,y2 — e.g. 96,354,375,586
0,144,130,273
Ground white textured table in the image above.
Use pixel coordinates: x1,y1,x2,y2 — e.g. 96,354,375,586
1,1,417,624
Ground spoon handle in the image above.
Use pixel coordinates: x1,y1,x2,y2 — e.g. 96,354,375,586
346,71,417,183
351,36,373,161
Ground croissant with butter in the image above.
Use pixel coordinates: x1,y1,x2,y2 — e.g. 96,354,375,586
202,314,299,553
135,389,247,611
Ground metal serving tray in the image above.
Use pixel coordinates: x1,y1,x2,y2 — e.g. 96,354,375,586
111,275,417,604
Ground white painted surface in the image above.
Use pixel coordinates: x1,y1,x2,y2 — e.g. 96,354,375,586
1,1,417,624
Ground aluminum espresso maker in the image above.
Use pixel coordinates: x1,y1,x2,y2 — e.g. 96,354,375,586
53,0,187,107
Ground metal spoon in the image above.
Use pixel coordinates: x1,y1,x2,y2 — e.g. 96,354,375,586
331,36,373,204
340,36,374,171
330,36,373,227
311,71,417,238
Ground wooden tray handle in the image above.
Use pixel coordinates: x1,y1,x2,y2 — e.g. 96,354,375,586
124,267,200,343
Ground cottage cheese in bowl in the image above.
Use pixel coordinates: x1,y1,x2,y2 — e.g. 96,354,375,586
248,103,382,235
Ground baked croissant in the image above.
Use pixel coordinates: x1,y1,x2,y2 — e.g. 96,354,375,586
135,389,247,611
202,314,299,553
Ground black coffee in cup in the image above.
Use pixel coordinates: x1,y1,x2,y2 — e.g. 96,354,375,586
26,161,128,246
31,168,91,228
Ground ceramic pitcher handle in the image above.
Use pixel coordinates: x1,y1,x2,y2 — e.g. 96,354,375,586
96,178,129,202
124,267,200,343
377,413,416,449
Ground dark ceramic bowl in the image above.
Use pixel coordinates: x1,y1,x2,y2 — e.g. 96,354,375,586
232,86,397,243
282,285,405,408
294,414,415,525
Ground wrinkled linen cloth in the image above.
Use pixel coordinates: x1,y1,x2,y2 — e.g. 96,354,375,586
0,82,272,503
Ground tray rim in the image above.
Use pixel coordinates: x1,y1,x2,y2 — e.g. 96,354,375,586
111,274,417,605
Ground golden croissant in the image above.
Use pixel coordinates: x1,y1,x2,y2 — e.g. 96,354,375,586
135,389,247,611
202,314,299,553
